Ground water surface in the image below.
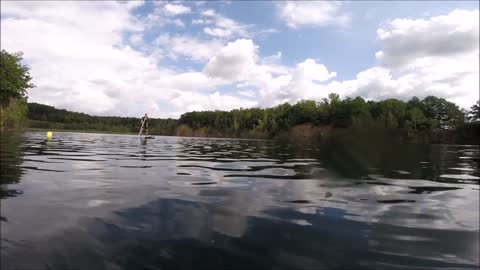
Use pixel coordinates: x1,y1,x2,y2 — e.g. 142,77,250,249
1,132,479,269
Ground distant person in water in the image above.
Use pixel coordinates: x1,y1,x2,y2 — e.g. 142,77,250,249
139,113,149,136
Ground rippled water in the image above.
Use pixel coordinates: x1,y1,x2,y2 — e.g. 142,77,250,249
1,132,479,269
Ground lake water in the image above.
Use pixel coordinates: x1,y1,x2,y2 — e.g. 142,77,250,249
1,132,479,270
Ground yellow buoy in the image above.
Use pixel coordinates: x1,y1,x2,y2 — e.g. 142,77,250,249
47,131,53,138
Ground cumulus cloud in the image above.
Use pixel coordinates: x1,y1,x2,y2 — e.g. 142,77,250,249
258,59,338,106
204,39,257,80
0,1,229,117
368,9,479,107
154,34,224,62
144,2,192,28
203,39,289,95
293,59,337,82
0,1,259,118
261,9,479,108
199,9,250,38
170,91,257,115
376,9,479,68
163,3,191,16
200,38,340,107
202,39,337,107
1,2,145,113
201,9,217,17
1,1,477,119
129,33,145,47
277,1,350,28
201,9,478,109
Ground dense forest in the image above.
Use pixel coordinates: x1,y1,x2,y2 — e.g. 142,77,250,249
26,94,480,142
178,94,478,133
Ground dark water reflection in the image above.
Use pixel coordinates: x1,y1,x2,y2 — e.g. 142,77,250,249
1,132,479,270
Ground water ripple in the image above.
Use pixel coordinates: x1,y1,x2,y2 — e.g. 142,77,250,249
0,132,478,269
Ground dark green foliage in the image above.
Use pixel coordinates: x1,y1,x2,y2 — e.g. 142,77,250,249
421,96,464,129
27,94,472,136
0,50,34,107
467,101,480,122
178,94,468,134
1,50,34,129
405,107,426,131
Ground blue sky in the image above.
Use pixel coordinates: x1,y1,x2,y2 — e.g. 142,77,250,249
1,1,478,117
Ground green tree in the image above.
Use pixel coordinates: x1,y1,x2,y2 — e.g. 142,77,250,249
25,93,473,139
407,96,423,110
1,50,34,129
467,101,480,122
328,93,340,104
406,107,426,131
375,99,406,128
290,100,317,124
422,96,464,129
0,50,34,107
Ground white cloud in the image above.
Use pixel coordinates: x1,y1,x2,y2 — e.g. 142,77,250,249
277,1,350,28
154,34,224,62
258,59,338,106
204,39,257,80
203,27,231,38
294,59,337,82
366,9,479,107
196,8,274,39
1,1,477,120
144,2,192,28
125,1,145,9
170,91,257,114
192,19,209,25
0,1,226,118
129,33,144,47
1,2,144,113
201,9,217,17
202,39,341,107
203,39,289,89
260,9,479,109
163,3,191,16
238,90,257,98
263,51,282,65
376,9,479,68
199,8,250,38
172,19,185,28
200,37,341,107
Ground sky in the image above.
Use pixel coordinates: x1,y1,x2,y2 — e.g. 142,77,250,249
1,0,479,118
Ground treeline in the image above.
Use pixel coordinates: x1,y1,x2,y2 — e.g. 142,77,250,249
25,93,480,142
178,94,479,136
27,103,178,135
